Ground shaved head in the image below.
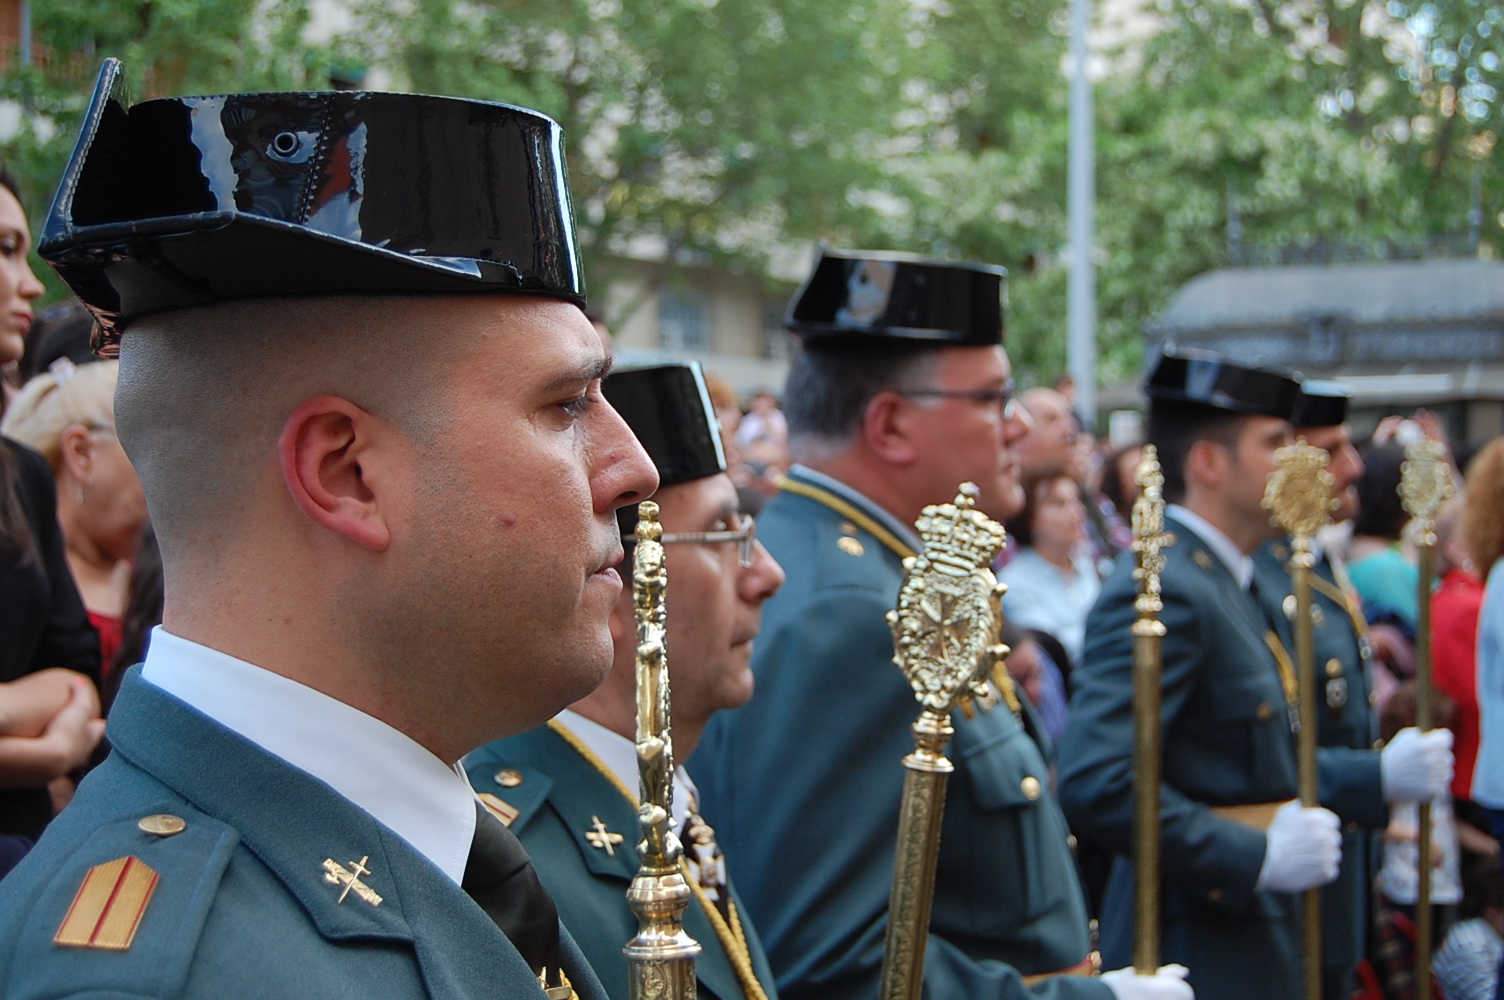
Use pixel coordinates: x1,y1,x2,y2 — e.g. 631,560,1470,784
117,296,458,561
114,292,659,758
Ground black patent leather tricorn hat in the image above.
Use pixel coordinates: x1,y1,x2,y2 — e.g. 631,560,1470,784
786,248,1005,346
1145,346,1301,420
41,60,585,355
1291,379,1350,429
603,362,726,489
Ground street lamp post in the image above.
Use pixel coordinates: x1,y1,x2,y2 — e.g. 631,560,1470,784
1067,0,1096,427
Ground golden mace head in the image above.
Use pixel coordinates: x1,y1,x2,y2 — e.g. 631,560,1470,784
1132,444,1170,613
1263,439,1336,541
886,483,1008,714
1399,438,1454,528
632,500,678,866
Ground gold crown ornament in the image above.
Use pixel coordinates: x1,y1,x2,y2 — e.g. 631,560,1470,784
888,484,1009,714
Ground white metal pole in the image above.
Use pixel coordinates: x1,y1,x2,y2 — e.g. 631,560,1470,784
1067,0,1096,428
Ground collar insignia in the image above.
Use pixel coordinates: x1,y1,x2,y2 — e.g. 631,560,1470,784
323,855,383,907
584,816,625,856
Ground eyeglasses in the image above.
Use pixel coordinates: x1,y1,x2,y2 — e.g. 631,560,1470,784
631,512,758,568
900,379,1017,419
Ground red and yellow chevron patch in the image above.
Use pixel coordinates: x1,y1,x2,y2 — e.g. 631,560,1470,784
54,856,159,951
477,792,520,827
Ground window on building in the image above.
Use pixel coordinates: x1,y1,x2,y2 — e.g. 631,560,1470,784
763,298,792,359
659,287,712,350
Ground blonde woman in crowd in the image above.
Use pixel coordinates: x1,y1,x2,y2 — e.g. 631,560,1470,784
2,359,147,679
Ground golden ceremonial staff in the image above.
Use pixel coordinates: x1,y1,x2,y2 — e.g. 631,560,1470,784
1264,440,1337,1000
1131,445,1170,974
623,502,702,1000
877,483,1008,1000
1399,439,1454,1000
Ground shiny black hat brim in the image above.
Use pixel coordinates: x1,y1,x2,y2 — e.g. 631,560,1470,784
1291,387,1350,428
42,59,585,355
787,248,1005,347
603,362,726,489
1145,348,1301,420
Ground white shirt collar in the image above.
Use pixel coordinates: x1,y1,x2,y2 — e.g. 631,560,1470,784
553,709,695,832
1167,504,1255,591
140,627,478,885
789,463,924,553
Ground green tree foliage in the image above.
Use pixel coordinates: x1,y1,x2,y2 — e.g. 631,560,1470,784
0,0,324,298
0,0,1497,386
355,0,921,321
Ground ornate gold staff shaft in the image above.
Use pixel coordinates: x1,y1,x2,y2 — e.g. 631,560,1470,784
1264,440,1337,1000
878,483,1008,1000
1131,446,1170,974
1400,439,1454,1000
623,502,702,1000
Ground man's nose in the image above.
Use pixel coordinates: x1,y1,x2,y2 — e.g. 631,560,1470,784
740,540,785,602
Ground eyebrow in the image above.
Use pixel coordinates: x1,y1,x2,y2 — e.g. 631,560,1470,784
541,353,613,395
705,499,742,529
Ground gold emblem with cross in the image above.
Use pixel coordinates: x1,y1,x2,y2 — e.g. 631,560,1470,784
322,855,383,906
584,816,624,856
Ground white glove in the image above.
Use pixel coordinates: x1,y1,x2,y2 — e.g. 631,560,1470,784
1254,800,1341,893
1381,727,1455,803
1101,963,1194,1000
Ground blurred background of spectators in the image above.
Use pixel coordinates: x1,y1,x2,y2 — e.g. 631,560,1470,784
1351,440,1420,635
0,175,105,872
1434,853,1503,1000
1000,468,1101,669
2,359,148,682
106,522,163,711
1433,492,1486,819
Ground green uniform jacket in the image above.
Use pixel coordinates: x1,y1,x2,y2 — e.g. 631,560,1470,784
1253,540,1383,1000
692,472,1112,1000
1057,514,1384,1000
464,726,779,1000
0,668,607,1000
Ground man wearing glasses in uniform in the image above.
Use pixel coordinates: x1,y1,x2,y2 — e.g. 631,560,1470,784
691,249,1192,1000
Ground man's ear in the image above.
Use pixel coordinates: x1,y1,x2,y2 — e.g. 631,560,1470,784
861,391,921,466
1185,437,1229,494
277,395,391,552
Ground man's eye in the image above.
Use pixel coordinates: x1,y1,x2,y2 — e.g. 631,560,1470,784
561,394,595,418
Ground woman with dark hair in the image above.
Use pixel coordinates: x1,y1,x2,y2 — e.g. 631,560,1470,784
1349,440,1421,632
0,169,106,870
999,467,1101,665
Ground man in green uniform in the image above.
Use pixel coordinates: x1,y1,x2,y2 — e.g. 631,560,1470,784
465,362,785,1000
1058,349,1447,1000
693,249,1192,1000
0,61,658,999
1251,381,1454,1000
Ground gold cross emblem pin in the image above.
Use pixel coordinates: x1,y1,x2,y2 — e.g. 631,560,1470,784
322,855,384,907
584,816,624,856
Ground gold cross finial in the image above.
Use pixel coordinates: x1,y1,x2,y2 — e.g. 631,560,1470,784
585,816,625,856
322,855,383,907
